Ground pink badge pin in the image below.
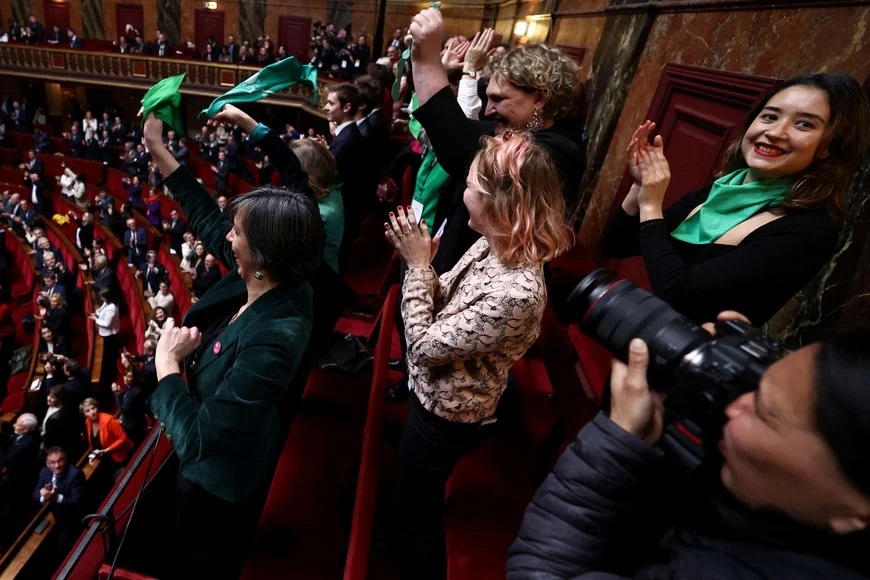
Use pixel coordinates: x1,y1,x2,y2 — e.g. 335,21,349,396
213,341,221,355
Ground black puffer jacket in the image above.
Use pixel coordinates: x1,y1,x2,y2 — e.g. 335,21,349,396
508,413,869,580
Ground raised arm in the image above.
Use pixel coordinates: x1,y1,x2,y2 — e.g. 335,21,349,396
143,113,233,268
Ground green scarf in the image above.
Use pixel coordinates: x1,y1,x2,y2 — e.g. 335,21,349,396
141,73,186,133
671,168,793,245
200,56,319,118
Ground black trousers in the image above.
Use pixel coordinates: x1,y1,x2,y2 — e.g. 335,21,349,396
394,394,482,580
171,472,267,580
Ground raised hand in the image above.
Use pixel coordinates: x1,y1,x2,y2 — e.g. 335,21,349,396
636,134,670,221
626,120,656,185
441,37,470,67
209,104,257,133
409,7,446,64
464,28,494,71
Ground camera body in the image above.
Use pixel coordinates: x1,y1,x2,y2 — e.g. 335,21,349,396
567,268,786,472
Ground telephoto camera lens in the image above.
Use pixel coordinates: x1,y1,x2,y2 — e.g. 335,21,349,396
566,268,711,388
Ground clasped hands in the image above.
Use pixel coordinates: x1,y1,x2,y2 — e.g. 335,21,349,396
384,206,440,270
154,314,202,372
625,120,671,221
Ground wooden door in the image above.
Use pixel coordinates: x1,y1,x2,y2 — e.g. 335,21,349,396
195,9,225,56
605,64,778,289
116,4,145,40
43,0,71,33
278,16,313,62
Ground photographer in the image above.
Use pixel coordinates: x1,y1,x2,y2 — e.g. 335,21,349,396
508,312,870,579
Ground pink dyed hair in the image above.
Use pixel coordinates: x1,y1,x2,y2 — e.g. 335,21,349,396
469,132,571,266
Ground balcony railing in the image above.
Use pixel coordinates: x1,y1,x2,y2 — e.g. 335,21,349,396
0,43,335,116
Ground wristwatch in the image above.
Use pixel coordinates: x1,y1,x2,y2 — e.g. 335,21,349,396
462,70,478,79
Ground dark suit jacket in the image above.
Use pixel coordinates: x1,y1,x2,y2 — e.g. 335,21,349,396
149,166,313,503
329,122,369,243
123,228,148,256
139,262,167,294
33,464,85,526
69,36,84,49
0,428,40,472
42,407,86,459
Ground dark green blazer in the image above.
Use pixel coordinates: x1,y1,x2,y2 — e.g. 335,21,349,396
148,166,312,503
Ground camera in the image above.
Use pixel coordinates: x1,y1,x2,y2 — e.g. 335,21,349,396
567,268,787,472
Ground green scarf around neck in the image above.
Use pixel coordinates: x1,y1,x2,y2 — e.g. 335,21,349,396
670,168,793,245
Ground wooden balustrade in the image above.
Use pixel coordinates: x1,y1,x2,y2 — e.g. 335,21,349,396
0,43,334,117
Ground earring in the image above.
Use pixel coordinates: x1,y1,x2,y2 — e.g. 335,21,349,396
525,106,544,132
254,270,264,280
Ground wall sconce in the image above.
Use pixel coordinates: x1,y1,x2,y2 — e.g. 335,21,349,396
527,22,537,36
204,1,218,8
513,21,528,36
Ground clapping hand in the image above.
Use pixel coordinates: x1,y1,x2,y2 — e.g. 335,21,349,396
626,121,656,185
441,37,470,67
384,205,440,269
636,134,671,221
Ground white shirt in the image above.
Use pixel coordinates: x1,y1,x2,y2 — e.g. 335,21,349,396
334,120,355,137
94,302,120,337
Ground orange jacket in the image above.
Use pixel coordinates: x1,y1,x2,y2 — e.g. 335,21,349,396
86,412,133,464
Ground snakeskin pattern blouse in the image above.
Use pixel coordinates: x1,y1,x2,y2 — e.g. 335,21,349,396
402,238,547,424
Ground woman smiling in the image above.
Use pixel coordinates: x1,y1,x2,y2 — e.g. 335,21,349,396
601,73,870,325
141,112,322,578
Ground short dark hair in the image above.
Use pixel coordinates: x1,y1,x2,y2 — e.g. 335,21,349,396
816,327,870,495
329,83,360,117
354,75,384,112
227,187,323,284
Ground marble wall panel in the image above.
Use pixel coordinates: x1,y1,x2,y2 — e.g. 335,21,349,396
7,0,26,25
239,0,266,47
82,0,105,39
158,0,182,45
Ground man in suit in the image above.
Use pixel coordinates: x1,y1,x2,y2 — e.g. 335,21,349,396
325,83,368,271
135,250,167,297
33,447,85,555
25,172,49,215
164,209,187,254
155,32,172,57
10,199,37,237
212,150,231,196
225,35,240,62
123,217,148,267
67,28,83,49
18,149,43,177
90,254,119,297
38,271,68,305
0,413,41,514
34,129,52,153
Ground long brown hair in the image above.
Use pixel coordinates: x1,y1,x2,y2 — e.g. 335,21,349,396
720,73,869,219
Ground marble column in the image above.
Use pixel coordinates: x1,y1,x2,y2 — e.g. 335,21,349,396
767,158,870,345
158,0,182,46
82,0,106,40
573,0,654,219
239,0,266,47
10,0,28,25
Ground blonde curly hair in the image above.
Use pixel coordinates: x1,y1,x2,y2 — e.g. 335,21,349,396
491,44,580,121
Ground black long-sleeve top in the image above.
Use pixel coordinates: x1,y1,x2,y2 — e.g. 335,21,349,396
412,86,587,274
600,186,838,325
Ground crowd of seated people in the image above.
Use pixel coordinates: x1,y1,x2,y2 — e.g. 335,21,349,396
3,6,869,578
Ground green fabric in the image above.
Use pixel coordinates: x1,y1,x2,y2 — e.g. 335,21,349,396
200,56,319,118
150,164,313,503
408,93,422,140
412,147,450,229
141,73,186,133
671,168,793,245
318,183,345,273
392,1,441,101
